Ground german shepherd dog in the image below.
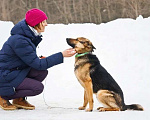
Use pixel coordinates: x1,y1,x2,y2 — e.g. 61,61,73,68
66,37,143,112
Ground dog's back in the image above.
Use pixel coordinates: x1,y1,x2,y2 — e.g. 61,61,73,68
86,53,143,111
76,53,124,96
89,54,123,95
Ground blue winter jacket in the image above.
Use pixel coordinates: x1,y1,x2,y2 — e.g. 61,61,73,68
0,19,63,96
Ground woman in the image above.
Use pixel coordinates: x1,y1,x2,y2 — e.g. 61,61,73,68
0,8,76,110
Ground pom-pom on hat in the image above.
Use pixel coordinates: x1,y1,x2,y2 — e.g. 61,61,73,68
25,8,48,27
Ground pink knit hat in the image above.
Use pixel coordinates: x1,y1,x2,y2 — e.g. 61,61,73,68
25,8,48,27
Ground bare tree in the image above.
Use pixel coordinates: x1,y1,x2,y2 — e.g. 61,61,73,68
97,0,102,23
52,0,69,24
79,0,84,23
1,0,7,20
72,0,77,22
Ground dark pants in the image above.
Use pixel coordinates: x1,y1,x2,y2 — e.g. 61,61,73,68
2,68,48,100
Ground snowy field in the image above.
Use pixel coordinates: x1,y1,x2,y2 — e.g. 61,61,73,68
0,15,150,120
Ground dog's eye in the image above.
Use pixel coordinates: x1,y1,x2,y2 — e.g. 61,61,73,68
80,41,85,44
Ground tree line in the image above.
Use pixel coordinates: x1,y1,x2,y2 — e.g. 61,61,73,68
0,0,150,24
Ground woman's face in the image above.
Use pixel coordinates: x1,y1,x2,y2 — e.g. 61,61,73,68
36,20,48,33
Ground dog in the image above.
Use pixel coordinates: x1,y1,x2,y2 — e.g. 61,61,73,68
66,37,143,112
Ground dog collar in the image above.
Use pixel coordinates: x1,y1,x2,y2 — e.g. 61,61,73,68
75,52,90,58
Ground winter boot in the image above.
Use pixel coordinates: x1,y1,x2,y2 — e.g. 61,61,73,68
13,97,35,110
0,96,17,110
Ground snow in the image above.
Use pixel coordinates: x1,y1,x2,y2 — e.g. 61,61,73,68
0,16,150,120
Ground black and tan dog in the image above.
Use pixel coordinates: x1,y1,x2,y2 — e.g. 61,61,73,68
66,37,143,112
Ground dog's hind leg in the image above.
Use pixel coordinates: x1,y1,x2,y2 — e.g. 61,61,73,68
78,90,88,110
96,90,121,112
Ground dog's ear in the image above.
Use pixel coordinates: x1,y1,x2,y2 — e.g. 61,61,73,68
92,45,96,50
92,45,96,52
88,44,96,52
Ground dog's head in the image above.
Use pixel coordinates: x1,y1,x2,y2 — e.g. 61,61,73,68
66,37,96,53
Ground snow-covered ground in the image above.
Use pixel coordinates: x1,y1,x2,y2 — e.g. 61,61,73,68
0,15,150,120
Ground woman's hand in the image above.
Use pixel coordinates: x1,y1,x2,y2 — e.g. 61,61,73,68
62,48,76,57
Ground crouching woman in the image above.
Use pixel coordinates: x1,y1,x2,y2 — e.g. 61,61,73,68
0,8,76,110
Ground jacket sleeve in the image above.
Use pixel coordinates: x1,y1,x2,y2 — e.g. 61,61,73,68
13,38,63,70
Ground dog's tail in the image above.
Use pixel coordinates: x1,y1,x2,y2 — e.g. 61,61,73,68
125,104,144,111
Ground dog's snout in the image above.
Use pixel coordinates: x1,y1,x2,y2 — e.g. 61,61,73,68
66,38,70,44
66,38,75,48
66,38,70,41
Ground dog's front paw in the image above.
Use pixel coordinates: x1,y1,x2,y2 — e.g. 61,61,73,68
85,108,93,112
78,106,86,110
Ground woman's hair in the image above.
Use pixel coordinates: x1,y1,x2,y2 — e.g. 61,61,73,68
33,22,43,30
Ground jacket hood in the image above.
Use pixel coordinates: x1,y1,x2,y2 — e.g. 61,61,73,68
11,19,35,39
11,19,43,46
